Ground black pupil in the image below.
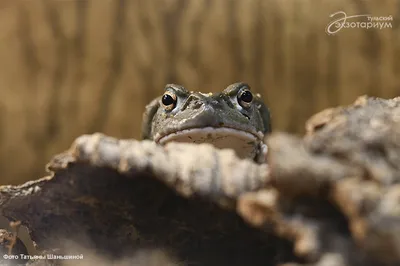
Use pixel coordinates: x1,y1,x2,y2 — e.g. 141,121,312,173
162,94,175,106
240,90,253,103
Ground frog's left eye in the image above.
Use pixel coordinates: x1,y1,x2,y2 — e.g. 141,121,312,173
237,89,253,108
161,91,177,111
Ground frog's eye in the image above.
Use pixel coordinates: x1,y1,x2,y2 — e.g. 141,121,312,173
237,89,253,108
161,91,177,111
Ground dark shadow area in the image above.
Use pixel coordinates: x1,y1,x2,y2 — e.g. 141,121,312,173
1,163,301,266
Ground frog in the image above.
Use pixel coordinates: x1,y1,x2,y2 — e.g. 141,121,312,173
141,82,272,164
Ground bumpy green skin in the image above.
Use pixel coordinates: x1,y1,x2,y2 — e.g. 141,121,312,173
141,82,272,161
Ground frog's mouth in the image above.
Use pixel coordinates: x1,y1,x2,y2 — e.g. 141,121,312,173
155,127,264,160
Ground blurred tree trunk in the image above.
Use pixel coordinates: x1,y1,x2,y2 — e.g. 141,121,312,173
0,0,399,184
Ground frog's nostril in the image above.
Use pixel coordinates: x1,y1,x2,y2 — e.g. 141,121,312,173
182,94,205,111
193,100,202,109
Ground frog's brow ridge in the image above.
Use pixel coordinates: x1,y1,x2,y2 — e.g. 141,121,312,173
164,84,189,96
223,82,251,95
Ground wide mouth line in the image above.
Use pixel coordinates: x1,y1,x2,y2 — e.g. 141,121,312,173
155,126,263,143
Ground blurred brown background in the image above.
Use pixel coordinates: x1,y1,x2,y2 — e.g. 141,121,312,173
0,0,399,185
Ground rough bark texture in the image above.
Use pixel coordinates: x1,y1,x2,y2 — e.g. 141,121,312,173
0,95,400,266
0,227,29,266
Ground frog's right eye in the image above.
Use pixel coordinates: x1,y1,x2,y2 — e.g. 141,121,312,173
161,91,177,111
